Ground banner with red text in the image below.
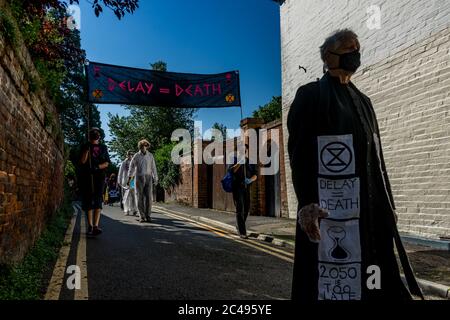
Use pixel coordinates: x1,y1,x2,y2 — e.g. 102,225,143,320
86,61,241,108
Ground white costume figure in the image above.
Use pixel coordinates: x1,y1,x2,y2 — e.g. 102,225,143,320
118,151,138,216
127,140,158,222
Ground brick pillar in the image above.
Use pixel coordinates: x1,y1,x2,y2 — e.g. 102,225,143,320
240,118,264,216
192,139,209,208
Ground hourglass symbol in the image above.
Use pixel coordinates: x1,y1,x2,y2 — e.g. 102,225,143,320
327,226,351,260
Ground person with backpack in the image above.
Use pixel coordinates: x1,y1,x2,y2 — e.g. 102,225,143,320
227,144,257,239
287,29,423,301
107,173,120,206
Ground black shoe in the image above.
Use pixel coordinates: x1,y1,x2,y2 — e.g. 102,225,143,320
139,218,146,223
92,226,102,236
87,225,93,236
146,217,152,223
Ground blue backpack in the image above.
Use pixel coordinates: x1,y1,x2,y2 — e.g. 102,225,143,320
221,171,233,193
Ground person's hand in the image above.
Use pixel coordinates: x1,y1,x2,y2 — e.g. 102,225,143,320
244,178,251,185
298,203,329,243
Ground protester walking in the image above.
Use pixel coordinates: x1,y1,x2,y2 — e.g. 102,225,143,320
127,139,158,223
118,151,138,216
79,127,111,236
228,144,257,239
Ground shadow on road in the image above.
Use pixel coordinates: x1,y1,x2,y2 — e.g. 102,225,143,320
85,211,293,300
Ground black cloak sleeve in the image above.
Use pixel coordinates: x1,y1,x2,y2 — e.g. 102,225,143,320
287,82,320,211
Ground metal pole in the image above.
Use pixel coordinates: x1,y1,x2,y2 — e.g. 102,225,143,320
83,59,95,201
85,103,95,200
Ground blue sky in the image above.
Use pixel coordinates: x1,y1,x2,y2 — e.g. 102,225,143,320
78,0,281,142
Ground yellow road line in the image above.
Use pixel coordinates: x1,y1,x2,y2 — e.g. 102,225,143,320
155,208,294,263
74,211,89,300
44,206,78,300
155,207,294,258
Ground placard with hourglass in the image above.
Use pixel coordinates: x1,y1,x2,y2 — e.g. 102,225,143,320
318,219,362,300
316,134,362,300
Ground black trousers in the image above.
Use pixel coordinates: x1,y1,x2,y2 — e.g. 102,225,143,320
232,186,250,236
81,173,105,211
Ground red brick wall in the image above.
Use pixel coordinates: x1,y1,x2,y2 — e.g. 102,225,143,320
164,119,289,218
245,119,289,218
193,163,208,208
211,163,235,212
165,161,193,205
0,5,64,264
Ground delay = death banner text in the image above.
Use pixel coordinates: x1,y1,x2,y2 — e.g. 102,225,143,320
85,61,241,108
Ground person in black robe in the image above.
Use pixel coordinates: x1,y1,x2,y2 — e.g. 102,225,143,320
287,29,423,301
79,127,111,236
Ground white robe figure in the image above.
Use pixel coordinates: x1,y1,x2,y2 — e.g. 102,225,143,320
128,151,158,221
118,158,137,215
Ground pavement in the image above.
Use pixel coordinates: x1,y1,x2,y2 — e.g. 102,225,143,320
154,201,450,300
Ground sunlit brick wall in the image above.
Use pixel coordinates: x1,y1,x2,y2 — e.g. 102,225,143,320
280,0,450,239
0,1,64,263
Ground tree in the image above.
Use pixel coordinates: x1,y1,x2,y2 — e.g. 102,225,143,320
252,96,282,123
5,2,104,171
211,122,227,140
154,142,180,190
15,1,139,20
70,0,139,19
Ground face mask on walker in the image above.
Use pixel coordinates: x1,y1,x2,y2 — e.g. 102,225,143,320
328,49,361,73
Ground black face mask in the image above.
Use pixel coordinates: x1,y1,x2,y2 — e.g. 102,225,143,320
89,131,100,141
328,50,361,72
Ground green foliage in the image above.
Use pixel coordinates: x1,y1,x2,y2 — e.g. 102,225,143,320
5,1,102,152
252,96,282,123
44,111,55,129
23,69,40,93
0,9,18,46
150,60,167,71
211,122,227,140
64,159,76,178
0,184,73,300
154,143,180,190
68,0,140,20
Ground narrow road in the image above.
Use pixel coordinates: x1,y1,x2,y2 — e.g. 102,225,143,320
53,204,294,300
